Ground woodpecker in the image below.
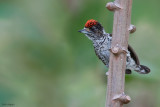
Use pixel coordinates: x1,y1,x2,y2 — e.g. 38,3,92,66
79,19,150,74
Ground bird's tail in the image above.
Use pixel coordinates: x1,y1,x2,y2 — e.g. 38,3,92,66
135,65,150,74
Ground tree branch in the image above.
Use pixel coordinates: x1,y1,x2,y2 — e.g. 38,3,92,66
105,0,134,107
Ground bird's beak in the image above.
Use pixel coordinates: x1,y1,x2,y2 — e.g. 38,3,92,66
78,28,88,34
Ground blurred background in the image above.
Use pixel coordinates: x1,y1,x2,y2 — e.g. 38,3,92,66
0,0,159,107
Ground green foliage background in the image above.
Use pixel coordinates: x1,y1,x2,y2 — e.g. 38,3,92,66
0,0,159,107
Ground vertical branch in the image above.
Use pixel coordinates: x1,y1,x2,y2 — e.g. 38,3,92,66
105,0,134,107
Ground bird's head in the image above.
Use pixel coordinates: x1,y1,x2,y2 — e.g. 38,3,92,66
79,19,105,41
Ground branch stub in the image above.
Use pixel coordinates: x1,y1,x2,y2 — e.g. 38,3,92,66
129,25,136,33
106,2,121,11
113,92,131,104
110,44,127,55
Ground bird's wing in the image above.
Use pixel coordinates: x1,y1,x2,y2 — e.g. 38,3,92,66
128,45,140,65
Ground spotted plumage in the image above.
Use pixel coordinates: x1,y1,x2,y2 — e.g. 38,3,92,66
79,19,150,74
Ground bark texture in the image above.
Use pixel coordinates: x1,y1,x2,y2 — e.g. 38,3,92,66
106,0,133,107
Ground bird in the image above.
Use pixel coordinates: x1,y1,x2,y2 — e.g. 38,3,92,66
78,19,150,74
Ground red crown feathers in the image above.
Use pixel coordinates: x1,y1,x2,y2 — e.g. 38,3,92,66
85,19,98,28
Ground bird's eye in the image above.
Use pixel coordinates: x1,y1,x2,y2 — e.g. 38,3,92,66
85,28,90,32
